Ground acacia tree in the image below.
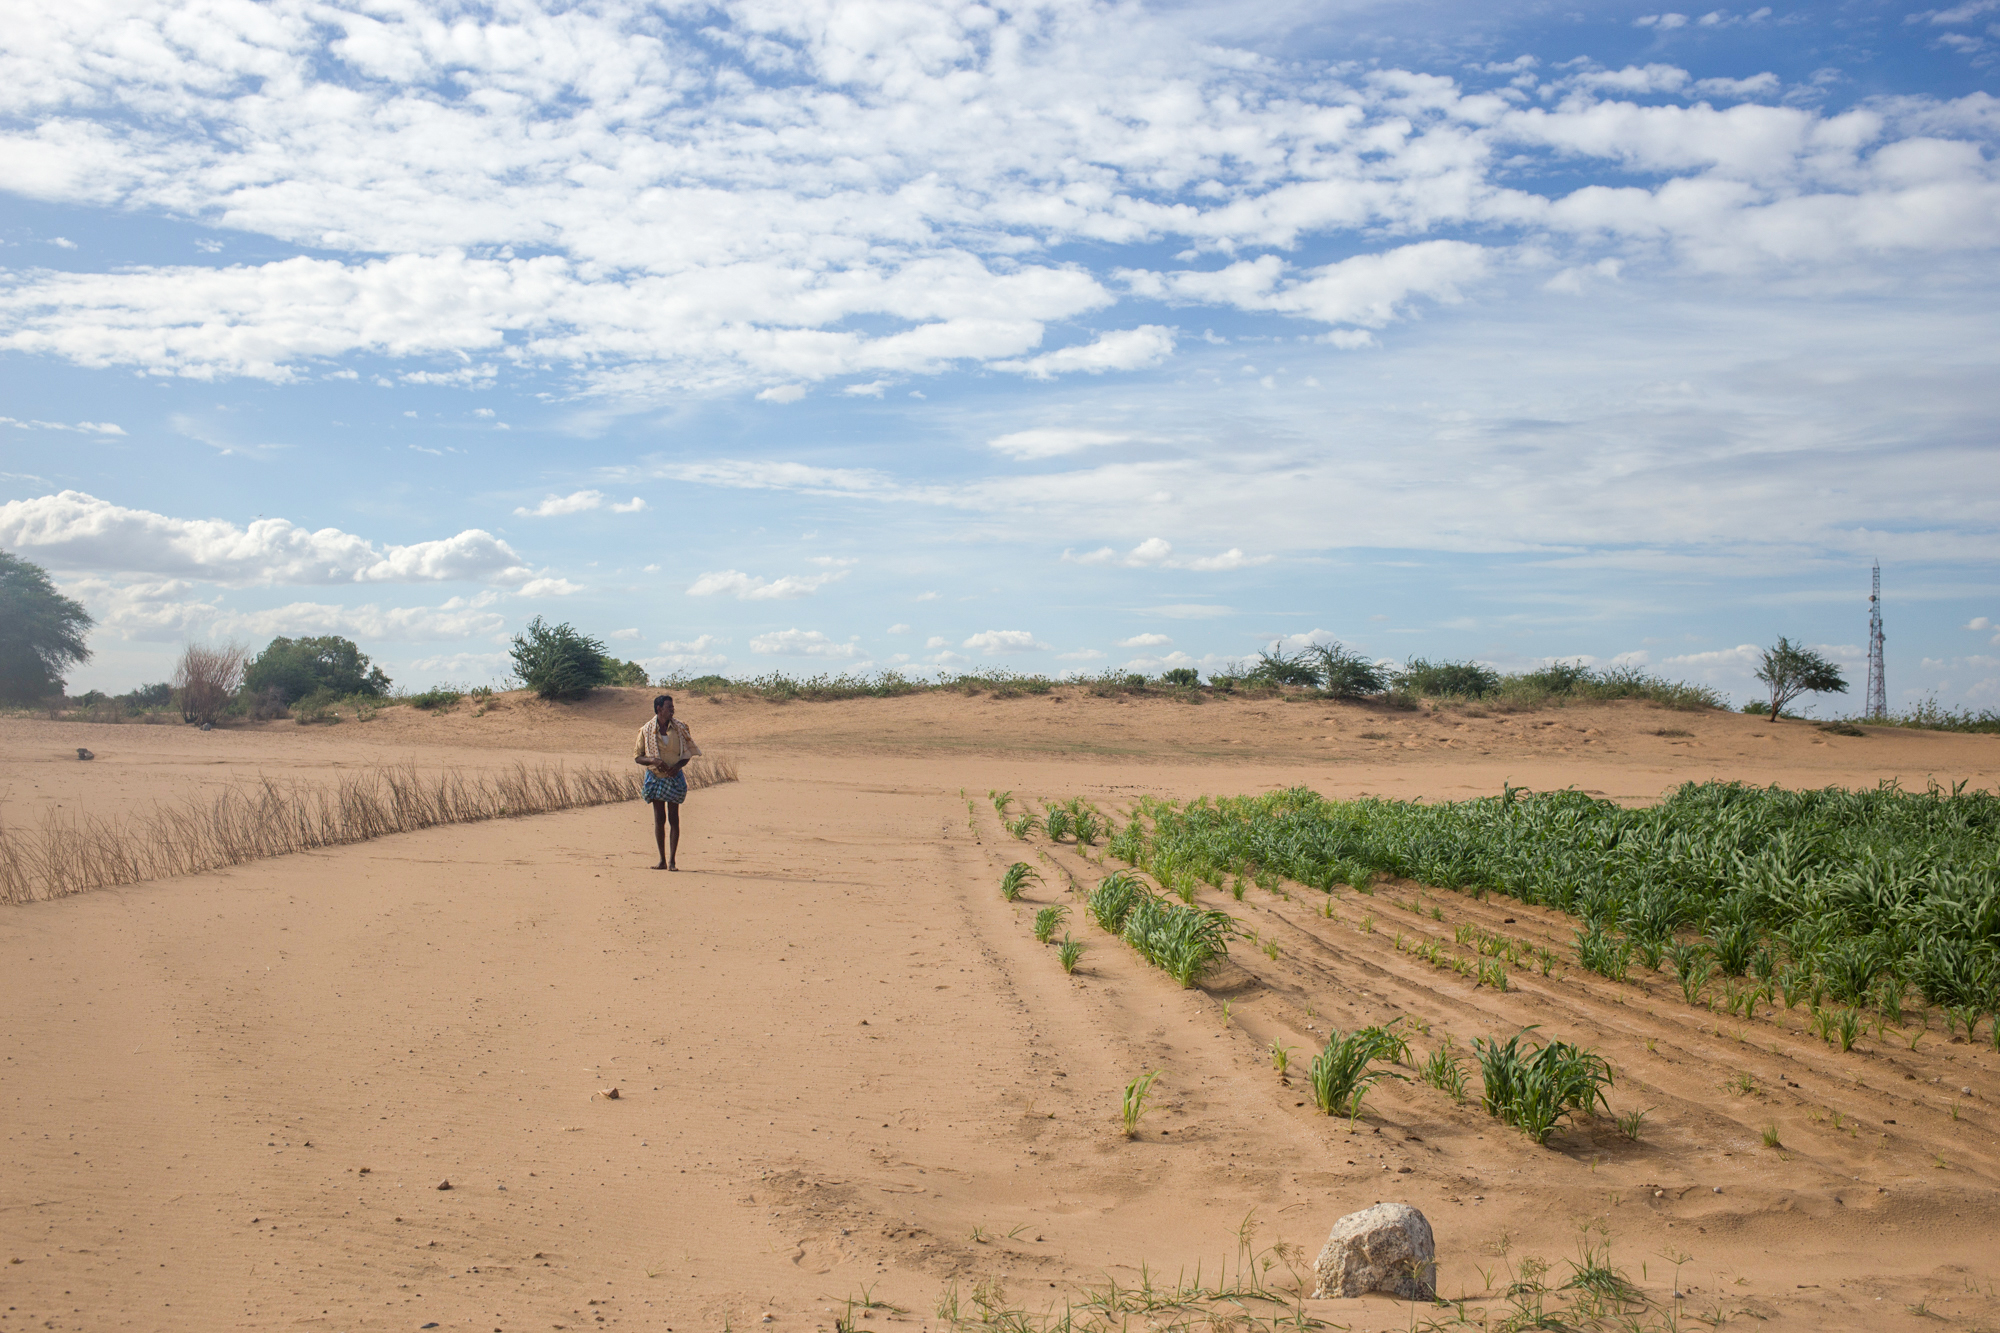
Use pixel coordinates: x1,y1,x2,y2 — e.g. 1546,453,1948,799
1755,636,1848,719
0,550,93,703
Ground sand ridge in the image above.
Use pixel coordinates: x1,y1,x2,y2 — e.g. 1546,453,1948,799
2,692,1997,1331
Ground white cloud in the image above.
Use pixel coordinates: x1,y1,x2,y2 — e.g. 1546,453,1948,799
685,568,850,600
514,490,646,517
987,429,1135,460
1065,538,1269,570
516,490,602,517
749,628,861,658
516,577,583,597
1969,617,1992,630
1,416,124,435
963,629,1049,654
608,627,640,640
757,384,808,403
1058,648,1107,661
843,380,892,397
991,327,1177,379
1118,633,1174,647
887,623,911,634
0,490,531,587
925,636,948,649
1121,244,1489,330
61,577,508,643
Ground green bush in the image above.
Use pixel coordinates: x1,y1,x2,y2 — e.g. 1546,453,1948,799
408,687,462,712
606,659,651,687
509,618,612,700
1161,667,1200,687
1394,657,1501,699
243,636,391,706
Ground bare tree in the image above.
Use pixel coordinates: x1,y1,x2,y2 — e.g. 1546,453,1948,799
173,641,248,726
1754,636,1847,719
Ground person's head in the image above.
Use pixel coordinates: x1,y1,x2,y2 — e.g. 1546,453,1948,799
653,693,675,723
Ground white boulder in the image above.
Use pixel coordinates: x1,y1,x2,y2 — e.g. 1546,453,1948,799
1311,1202,1436,1301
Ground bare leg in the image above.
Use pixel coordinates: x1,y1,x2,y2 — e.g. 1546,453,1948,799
650,800,668,869
667,801,681,870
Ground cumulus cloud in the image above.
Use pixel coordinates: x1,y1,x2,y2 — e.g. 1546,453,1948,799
1118,633,1173,647
61,577,508,642
1065,538,1269,570
991,327,1178,379
963,629,1050,654
749,628,861,658
685,568,850,600
0,490,532,586
0,0,1994,401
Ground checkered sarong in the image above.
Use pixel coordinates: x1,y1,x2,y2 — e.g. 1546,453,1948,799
643,768,688,804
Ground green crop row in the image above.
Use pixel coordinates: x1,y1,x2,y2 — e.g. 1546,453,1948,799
1111,781,2000,1038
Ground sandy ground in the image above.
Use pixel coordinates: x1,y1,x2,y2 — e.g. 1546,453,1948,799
3,689,1999,1332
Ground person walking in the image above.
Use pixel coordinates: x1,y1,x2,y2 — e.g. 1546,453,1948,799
635,693,701,870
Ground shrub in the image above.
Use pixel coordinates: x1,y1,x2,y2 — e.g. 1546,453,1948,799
408,687,463,712
1307,642,1388,698
173,641,248,725
1161,667,1200,687
509,617,612,700
243,636,391,706
1394,657,1501,699
1246,642,1320,689
606,659,651,687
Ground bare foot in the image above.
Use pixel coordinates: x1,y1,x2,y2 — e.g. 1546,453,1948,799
652,860,668,870
668,863,680,872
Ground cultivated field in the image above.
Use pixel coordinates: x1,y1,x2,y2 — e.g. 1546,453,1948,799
2,688,1998,1332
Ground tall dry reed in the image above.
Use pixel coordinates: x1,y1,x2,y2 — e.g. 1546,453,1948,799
0,754,738,904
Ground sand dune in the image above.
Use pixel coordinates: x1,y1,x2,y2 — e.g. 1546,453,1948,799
3,689,1997,1331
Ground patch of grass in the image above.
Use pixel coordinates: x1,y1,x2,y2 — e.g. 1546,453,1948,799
1616,1106,1649,1141
408,686,462,711
1269,1039,1293,1077
1122,895,1234,987
1761,1122,1782,1148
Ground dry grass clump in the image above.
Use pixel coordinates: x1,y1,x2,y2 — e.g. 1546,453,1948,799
0,755,738,904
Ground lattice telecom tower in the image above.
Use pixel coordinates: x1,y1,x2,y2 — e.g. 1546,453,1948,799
1866,560,1887,720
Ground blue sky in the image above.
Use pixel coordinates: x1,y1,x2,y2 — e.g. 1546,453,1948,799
3,0,1998,710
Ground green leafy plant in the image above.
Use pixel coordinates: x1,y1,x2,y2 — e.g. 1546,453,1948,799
1420,1041,1468,1103
1033,904,1070,943
1056,935,1084,974
1000,862,1040,902
1616,1106,1649,1141
1121,1069,1162,1137
1307,1024,1410,1121
1087,871,1148,933
1004,812,1040,840
1043,806,1073,842
1122,895,1234,987
1473,1027,1615,1146
1269,1039,1294,1077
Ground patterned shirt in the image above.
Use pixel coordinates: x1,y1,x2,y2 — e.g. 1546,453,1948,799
635,716,701,769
